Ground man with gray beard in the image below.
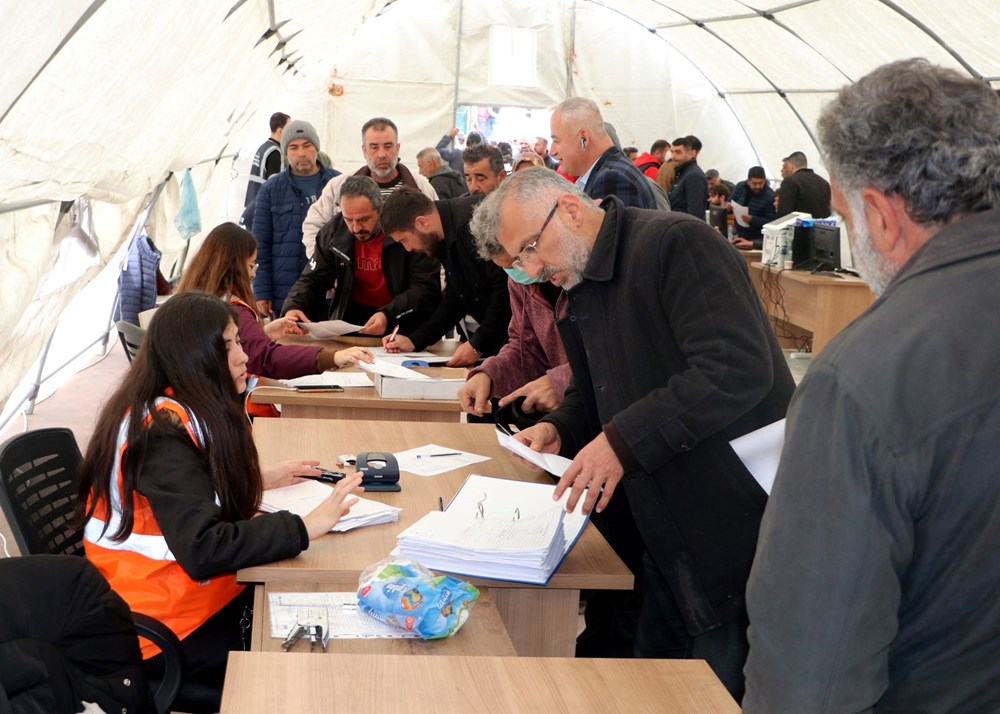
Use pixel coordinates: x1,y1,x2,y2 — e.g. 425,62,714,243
476,167,794,699
301,117,438,257
744,59,1000,712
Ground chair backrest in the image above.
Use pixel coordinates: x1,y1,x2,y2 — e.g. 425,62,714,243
116,320,146,362
0,427,84,557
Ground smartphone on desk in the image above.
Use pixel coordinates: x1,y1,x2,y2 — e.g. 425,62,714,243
293,385,345,392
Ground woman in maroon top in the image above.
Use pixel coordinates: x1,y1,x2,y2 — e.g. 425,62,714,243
175,223,371,379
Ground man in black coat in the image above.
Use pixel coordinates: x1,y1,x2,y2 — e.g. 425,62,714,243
283,176,442,337
776,151,831,218
379,187,511,367
478,167,794,700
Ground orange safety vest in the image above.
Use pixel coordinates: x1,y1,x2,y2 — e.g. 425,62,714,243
84,397,245,658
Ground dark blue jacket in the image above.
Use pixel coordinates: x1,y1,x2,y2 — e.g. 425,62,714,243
251,164,340,312
582,147,656,209
668,159,708,218
731,180,777,247
115,233,161,325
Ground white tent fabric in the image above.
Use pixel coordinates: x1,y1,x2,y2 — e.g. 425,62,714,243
1,0,999,422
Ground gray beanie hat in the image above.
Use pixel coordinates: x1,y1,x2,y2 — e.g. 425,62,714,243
280,119,320,157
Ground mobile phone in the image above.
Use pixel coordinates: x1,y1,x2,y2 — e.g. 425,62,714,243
294,385,345,392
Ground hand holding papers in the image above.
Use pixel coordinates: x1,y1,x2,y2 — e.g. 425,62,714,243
298,319,366,339
732,201,751,228
495,426,572,478
394,474,591,585
260,479,400,532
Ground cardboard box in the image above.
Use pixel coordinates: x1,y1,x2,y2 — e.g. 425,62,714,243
372,368,466,400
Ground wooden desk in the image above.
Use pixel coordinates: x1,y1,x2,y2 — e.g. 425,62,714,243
241,419,633,657
253,339,466,422
750,262,874,354
221,653,740,713
255,584,515,657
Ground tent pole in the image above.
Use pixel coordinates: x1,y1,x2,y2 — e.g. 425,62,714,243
566,0,577,96
451,0,464,123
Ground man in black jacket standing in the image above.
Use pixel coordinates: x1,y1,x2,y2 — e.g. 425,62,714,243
282,176,441,337
775,151,831,218
379,187,511,367
478,167,794,700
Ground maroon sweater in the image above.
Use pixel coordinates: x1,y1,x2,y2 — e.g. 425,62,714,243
231,298,321,379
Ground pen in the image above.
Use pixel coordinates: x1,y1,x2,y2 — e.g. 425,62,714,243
416,452,461,458
438,496,444,511
387,324,400,344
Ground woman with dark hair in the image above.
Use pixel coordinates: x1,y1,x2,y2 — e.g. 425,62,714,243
78,291,363,705
176,222,372,379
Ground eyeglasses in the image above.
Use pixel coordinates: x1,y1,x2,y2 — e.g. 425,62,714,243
512,202,559,271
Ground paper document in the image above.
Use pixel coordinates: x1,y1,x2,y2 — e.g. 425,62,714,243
358,360,431,380
368,348,444,366
299,320,365,339
268,592,418,639
260,480,401,532
393,443,491,477
732,201,750,227
495,428,572,478
394,474,591,585
280,372,373,388
729,418,785,495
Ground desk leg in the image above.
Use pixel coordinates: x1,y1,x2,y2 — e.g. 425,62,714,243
249,584,266,651
493,588,579,657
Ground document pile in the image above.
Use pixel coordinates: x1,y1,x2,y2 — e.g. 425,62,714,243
394,474,590,585
260,480,401,532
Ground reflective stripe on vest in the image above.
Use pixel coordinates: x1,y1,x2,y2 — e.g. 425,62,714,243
84,396,244,658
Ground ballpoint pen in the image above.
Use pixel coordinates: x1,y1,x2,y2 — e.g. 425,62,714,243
387,324,400,344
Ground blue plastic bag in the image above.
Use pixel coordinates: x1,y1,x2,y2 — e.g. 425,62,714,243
357,558,479,639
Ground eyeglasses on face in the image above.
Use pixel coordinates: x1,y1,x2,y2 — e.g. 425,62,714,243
512,201,559,271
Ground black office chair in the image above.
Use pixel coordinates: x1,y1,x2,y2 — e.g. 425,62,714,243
115,320,146,362
0,428,198,714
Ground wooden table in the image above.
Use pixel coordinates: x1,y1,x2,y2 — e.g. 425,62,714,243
253,338,468,422
257,584,515,656
750,262,874,354
221,652,740,713
241,419,633,658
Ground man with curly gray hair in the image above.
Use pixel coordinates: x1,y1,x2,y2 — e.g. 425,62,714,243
744,59,1000,712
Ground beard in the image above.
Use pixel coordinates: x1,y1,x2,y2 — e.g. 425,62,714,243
845,190,898,297
543,221,592,289
369,157,398,180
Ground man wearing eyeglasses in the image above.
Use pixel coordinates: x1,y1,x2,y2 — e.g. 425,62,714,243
476,167,794,700
378,187,511,367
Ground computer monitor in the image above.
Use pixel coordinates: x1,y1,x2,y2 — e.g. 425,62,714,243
707,206,727,234
811,224,841,270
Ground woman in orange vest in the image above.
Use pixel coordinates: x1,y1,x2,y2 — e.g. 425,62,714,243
176,222,373,379
77,291,363,707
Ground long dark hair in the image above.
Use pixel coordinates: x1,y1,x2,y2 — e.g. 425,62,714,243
175,222,257,308
78,291,262,539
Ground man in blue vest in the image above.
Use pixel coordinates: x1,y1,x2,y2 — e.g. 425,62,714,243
241,112,289,231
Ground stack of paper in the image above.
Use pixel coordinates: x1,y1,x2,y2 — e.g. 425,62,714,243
358,360,464,400
260,480,401,532
279,372,374,388
394,474,591,585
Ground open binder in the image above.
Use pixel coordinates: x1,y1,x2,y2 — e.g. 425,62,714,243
394,474,592,585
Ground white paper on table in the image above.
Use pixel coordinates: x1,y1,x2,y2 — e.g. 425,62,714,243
259,480,400,532
495,428,573,478
731,201,751,227
299,320,365,338
367,348,445,366
268,592,418,639
729,419,785,495
394,443,491,476
357,360,432,380
279,372,374,388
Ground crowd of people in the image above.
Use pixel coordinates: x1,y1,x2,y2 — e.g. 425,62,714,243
75,58,999,713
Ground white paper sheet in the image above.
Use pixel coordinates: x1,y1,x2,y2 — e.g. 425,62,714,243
357,360,432,380
299,320,365,338
729,419,785,495
268,592,418,639
732,200,750,227
495,428,573,478
259,480,401,532
367,348,445,366
280,372,374,388
393,443,491,477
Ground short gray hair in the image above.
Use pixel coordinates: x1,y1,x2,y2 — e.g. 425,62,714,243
340,175,383,210
817,58,1000,225
416,147,442,163
470,168,596,260
551,97,607,137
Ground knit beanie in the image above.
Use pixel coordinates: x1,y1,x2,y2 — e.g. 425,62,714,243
280,120,320,157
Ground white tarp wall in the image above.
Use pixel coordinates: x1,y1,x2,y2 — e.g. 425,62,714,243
2,0,999,418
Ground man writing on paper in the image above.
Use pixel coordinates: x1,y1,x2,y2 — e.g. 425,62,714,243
743,59,1000,712
480,167,794,700
282,176,442,337
378,187,511,367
